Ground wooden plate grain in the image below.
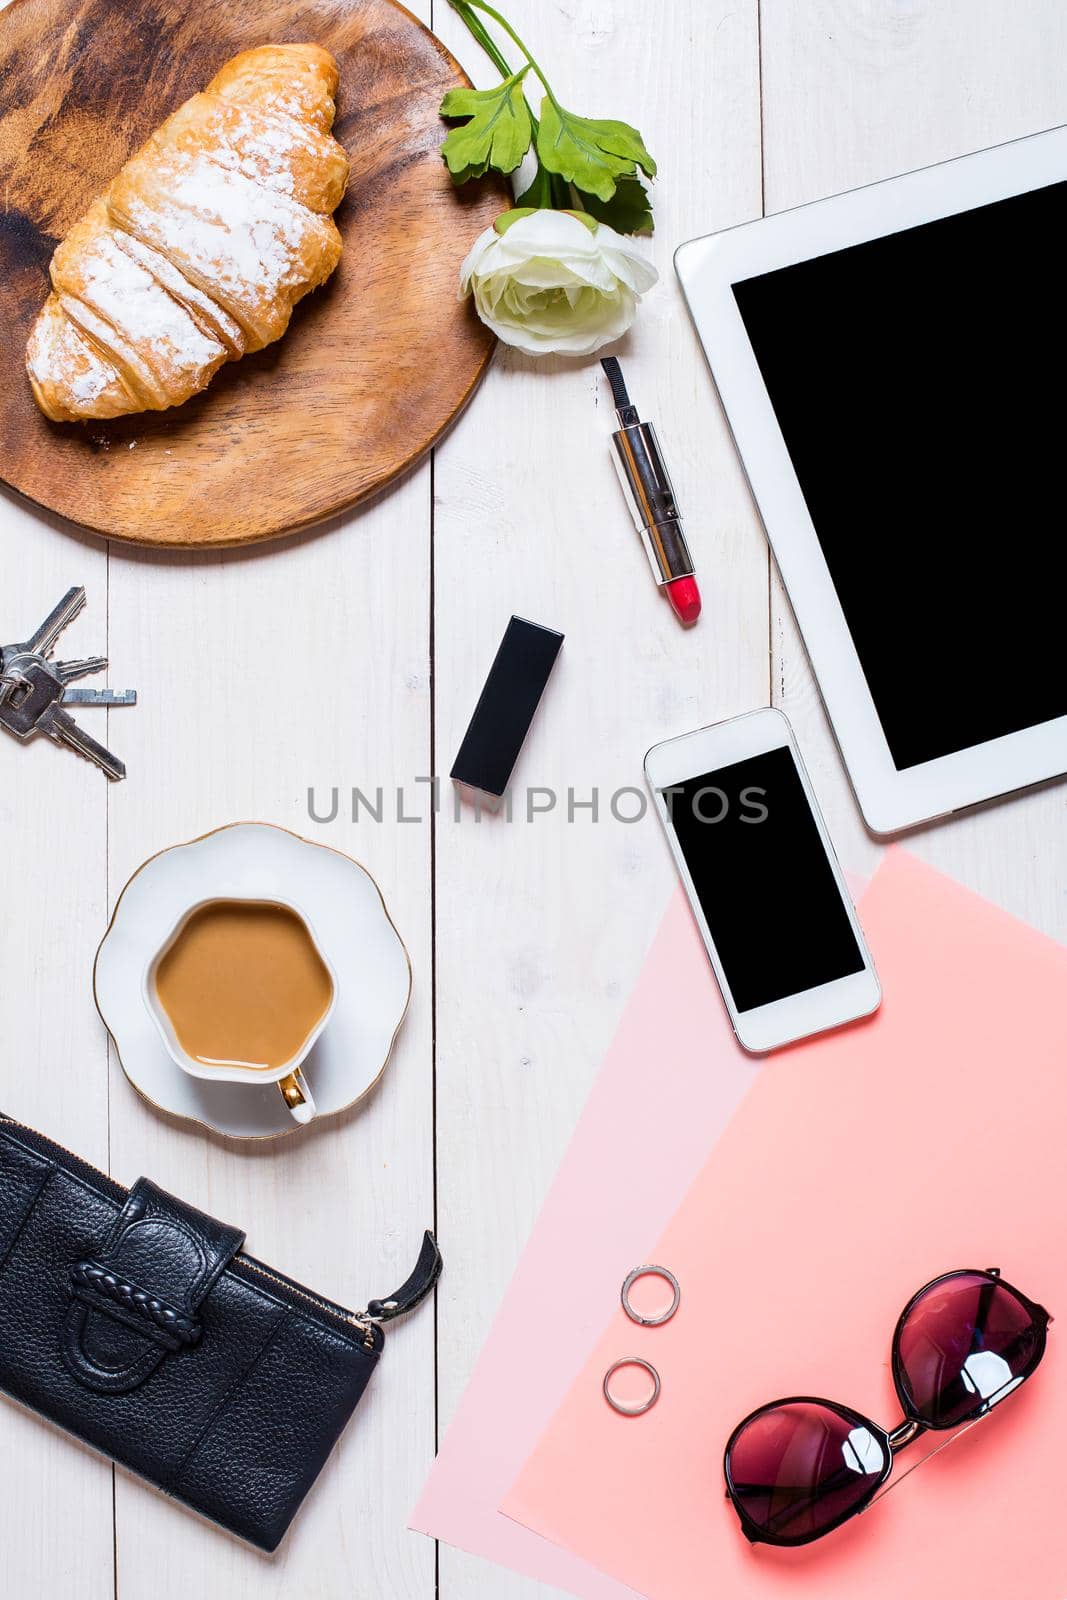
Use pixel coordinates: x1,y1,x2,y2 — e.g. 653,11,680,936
0,0,503,547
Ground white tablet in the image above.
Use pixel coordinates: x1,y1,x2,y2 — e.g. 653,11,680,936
676,125,1067,834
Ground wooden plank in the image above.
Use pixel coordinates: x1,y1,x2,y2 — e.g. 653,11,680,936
762,0,1067,923
102,503,437,1597
429,1,765,1594
104,497,437,1596
1,38,112,1599
103,7,439,1589
0,499,112,1591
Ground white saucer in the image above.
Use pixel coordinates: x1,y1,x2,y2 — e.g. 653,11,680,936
94,823,412,1140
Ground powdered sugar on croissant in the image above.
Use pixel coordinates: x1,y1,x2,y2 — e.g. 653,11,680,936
25,44,348,423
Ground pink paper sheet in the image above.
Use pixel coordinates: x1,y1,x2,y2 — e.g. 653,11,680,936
505,851,1067,1599
411,886,761,1594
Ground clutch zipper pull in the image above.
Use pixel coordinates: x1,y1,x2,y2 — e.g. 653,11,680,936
351,1230,442,1347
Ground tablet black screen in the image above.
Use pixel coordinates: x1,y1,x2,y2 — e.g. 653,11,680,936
732,179,1067,771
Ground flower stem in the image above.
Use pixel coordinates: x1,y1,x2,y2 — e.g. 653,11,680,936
445,0,568,207
444,0,514,81
463,0,561,107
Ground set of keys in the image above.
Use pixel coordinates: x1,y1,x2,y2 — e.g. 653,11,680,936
0,588,136,781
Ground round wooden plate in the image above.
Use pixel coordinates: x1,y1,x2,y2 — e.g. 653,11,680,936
0,0,503,547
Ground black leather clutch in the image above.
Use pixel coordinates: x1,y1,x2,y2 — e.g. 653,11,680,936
0,1115,441,1551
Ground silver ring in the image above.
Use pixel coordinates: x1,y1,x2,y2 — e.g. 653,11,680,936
602,1357,661,1417
621,1264,681,1327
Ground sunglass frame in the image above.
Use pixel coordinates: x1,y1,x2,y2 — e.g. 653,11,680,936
724,1267,1050,1548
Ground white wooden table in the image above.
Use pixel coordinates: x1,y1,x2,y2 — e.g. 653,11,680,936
2,2,1065,1596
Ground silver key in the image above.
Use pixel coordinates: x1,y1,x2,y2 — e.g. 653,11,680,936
51,653,138,706
23,586,87,657
53,655,109,684
0,589,88,708
51,653,137,703
0,588,136,778
0,658,65,738
0,658,127,780
62,687,137,707
37,702,126,782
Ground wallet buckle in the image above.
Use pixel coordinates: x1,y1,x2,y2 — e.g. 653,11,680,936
61,1176,243,1394
70,1259,203,1352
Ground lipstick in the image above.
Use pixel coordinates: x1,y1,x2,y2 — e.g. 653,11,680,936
450,616,564,805
600,357,701,626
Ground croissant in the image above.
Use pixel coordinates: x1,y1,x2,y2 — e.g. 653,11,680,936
25,44,349,423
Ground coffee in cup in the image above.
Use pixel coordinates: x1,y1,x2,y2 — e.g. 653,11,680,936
145,898,335,1122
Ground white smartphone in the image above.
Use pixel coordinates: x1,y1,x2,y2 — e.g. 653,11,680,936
645,708,880,1052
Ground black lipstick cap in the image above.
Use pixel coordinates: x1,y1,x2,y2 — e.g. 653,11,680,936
450,616,564,799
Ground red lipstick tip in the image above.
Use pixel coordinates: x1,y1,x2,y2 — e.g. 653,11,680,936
665,575,701,625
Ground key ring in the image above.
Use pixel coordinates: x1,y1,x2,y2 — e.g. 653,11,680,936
603,1357,661,1417
621,1264,681,1327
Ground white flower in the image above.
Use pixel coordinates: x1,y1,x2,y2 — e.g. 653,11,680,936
459,208,658,357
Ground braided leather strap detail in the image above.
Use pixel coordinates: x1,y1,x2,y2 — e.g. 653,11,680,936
71,1260,202,1348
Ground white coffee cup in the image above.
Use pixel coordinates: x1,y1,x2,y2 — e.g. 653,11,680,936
142,896,336,1124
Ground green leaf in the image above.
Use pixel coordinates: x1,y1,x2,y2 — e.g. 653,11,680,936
440,69,533,182
494,203,598,236
535,99,657,203
561,208,599,233
494,207,538,234
578,176,655,236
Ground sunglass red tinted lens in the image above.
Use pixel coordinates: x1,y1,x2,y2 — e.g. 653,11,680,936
895,1272,1045,1429
726,1401,888,1544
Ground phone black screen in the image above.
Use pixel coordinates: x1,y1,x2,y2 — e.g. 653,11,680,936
732,180,1067,770
665,746,864,1012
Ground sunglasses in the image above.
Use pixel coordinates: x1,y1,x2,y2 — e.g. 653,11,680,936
724,1268,1050,1547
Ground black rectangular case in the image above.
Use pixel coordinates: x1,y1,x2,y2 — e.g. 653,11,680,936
0,1116,397,1552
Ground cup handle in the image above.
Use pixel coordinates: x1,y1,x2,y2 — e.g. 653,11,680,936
278,1068,316,1124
